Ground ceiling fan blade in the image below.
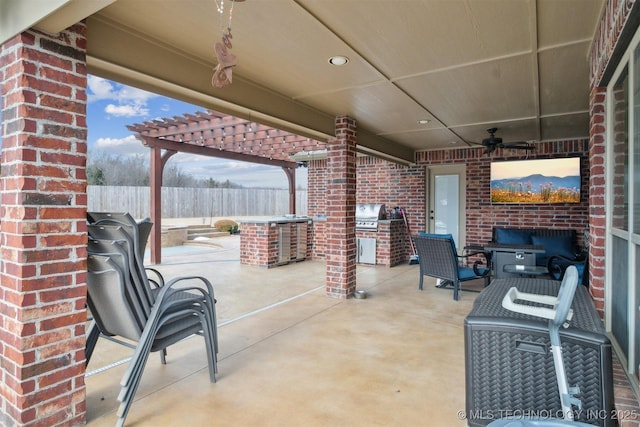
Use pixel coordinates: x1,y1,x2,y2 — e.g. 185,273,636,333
500,141,535,150
475,127,536,155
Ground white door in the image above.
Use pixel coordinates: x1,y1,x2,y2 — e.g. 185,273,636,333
427,165,466,249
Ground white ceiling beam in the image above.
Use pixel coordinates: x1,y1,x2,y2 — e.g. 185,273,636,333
530,0,542,142
86,14,416,164
1,0,69,43
0,0,115,43
35,0,116,34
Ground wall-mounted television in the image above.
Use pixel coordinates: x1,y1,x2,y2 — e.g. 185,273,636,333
490,157,581,204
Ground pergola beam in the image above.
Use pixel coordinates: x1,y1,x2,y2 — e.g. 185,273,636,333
139,136,298,168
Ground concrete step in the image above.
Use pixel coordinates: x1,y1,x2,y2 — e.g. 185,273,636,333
185,225,229,243
188,231,230,239
183,237,225,248
187,225,220,233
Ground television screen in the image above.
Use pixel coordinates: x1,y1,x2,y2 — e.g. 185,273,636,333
490,157,581,204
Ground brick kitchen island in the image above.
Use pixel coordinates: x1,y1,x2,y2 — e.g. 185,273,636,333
239,217,314,268
310,218,408,267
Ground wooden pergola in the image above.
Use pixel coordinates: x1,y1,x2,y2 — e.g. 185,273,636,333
127,110,328,263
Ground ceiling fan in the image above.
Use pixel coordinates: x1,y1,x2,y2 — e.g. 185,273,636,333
477,127,535,155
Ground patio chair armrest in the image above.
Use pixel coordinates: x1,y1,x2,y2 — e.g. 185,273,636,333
472,256,492,277
156,275,217,308
458,251,491,277
145,267,165,288
547,254,586,281
469,251,491,277
462,245,492,260
463,244,485,253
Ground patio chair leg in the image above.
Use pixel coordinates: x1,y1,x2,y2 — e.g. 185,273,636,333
85,321,101,366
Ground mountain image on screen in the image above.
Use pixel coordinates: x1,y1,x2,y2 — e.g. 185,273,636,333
491,174,580,191
490,173,581,203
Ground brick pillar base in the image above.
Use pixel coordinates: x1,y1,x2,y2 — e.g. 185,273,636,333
0,25,88,426
325,116,357,298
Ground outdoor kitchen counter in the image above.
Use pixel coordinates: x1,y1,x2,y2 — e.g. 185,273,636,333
358,219,408,267
239,217,313,268
307,218,408,267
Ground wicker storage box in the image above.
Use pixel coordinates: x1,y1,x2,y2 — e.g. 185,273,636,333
464,278,614,427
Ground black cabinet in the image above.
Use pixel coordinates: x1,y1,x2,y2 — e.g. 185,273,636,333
485,244,546,279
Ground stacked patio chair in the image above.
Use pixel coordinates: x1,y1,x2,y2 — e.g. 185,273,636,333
86,212,218,427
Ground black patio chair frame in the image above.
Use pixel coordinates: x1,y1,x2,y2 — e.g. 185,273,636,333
413,233,491,301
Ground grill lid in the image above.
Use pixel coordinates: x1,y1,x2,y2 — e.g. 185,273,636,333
356,203,386,220
356,204,386,230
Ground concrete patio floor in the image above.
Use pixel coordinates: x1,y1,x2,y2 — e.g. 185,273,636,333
84,235,487,426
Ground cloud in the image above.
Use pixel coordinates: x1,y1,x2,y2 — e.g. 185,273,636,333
93,135,148,156
105,103,150,117
88,76,155,120
87,76,157,104
117,85,156,104
87,76,114,102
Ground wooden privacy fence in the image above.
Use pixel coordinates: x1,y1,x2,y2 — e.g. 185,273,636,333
87,186,308,219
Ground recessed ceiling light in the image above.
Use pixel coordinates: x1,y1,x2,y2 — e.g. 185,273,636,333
417,119,430,124
328,56,349,66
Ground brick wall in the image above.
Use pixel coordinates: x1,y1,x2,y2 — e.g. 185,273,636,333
239,220,312,267
238,222,273,266
589,1,640,422
588,86,607,315
309,140,589,264
324,116,357,298
588,0,636,319
374,220,407,267
0,25,88,426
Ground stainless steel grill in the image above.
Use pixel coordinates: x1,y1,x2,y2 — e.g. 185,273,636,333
355,203,386,230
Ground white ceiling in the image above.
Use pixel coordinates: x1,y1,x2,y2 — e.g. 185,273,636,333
18,0,606,163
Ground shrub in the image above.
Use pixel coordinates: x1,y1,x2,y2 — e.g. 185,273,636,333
214,219,239,233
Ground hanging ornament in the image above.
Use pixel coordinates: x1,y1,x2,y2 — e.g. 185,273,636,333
211,0,242,89
212,31,237,88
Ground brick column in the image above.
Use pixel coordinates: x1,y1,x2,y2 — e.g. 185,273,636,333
588,85,606,316
325,116,357,298
0,25,88,426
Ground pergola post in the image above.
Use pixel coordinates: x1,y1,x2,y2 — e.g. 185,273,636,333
148,146,176,265
149,146,162,264
283,166,296,214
